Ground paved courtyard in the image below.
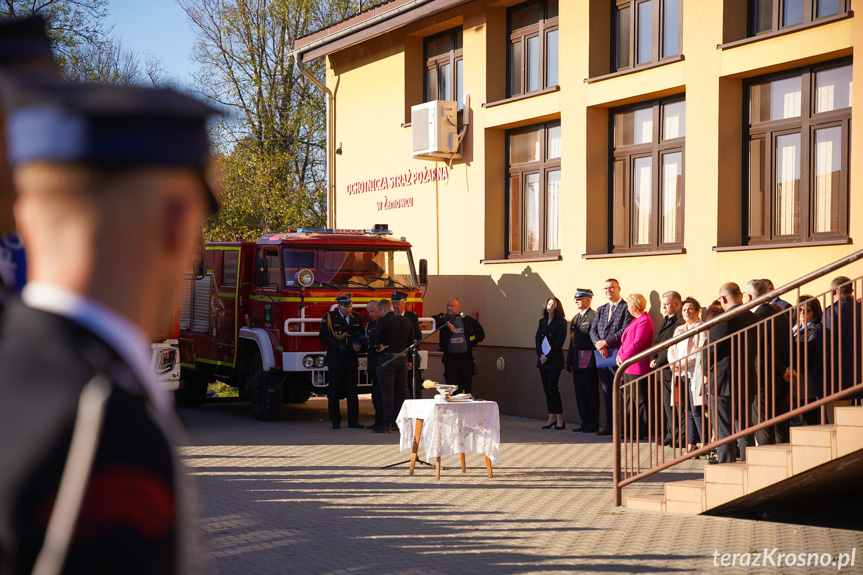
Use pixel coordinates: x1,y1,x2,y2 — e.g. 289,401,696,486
178,396,862,574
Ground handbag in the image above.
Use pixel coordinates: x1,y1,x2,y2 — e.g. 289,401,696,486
594,348,619,368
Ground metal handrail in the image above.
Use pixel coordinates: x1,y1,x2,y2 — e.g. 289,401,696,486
612,247,863,506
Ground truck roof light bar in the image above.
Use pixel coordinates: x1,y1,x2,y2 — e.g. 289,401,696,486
296,228,393,236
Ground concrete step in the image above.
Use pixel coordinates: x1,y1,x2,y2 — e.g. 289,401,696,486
625,494,666,512
791,425,836,473
665,479,705,514
835,407,863,457
746,444,792,493
834,405,863,427
705,462,747,509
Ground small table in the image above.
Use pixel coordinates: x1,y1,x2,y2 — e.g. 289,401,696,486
395,398,500,479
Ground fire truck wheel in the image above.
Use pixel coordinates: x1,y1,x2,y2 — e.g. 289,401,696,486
248,352,282,421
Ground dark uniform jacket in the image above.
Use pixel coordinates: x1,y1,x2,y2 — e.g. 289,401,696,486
566,309,597,371
370,311,415,354
434,314,485,362
651,314,681,380
707,304,759,397
0,302,198,575
753,303,791,380
825,296,862,390
319,309,364,370
365,318,380,372
535,316,567,371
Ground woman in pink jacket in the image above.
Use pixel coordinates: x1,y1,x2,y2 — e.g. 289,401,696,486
616,293,654,437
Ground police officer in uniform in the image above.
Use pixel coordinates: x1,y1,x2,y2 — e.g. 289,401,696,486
370,299,416,432
0,76,217,574
433,297,485,394
319,293,365,429
565,289,600,433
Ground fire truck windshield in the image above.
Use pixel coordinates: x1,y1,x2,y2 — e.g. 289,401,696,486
282,248,416,289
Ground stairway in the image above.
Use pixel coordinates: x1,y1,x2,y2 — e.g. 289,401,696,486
625,406,863,515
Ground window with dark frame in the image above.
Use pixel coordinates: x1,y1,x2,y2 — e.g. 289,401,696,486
613,0,681,72
507,0,559,98
610,98,685,253
506,122,561,259
745,60,851,245
424,27,463,110
748,0,848,36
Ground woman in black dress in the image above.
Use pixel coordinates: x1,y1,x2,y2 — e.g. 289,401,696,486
536,296,567,429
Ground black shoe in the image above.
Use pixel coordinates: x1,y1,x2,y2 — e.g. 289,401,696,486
572,427,584,432
581,427,599,433
555,423,566,430
542,422,556,429
663,437,672,447
595,427,612,436
706,452,719,464
371,426,387,433
348,422,364,429
332,423,341,429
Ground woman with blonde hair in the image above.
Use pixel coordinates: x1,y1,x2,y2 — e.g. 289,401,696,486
616,293,654,437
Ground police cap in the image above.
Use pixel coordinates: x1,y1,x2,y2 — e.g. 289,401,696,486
336,294,353,309
574,288,594,299
391,291,407,302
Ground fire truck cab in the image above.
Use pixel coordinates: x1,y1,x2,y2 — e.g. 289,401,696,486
177,228,429,420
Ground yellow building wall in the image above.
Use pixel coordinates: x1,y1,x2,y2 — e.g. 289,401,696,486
322,0,863,418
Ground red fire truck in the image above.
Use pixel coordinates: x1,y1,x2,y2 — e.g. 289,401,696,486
176,227,429,420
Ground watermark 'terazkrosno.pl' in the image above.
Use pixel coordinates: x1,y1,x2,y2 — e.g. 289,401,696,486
713,548,856,570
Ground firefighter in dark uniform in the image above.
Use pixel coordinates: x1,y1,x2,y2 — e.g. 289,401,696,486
364,299,384,430
370,299,416,432
319,293,365,429
391,290,422,396
564,288,600,433
0,76,218,574
433,297,485,394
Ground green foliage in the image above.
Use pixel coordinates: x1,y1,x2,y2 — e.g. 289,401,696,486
208,382,239,397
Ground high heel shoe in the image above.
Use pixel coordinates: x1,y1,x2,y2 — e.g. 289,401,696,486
554,423,566,430
541,422,556,429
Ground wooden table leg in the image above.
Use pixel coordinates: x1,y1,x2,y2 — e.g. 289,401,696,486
460,453,466,473
484,455,493,478
409,419,424,476
435,456,441,480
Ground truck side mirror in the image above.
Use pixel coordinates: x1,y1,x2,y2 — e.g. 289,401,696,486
419,259,428,286
254,257,269,287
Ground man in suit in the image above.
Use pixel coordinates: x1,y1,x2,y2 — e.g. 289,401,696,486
764,279,792,310
319,293,365,429
433,296,485,394
0,77,216,574
650,291,681,445
566,288,600,433
589,278,634,436
708,282,759,463
364,299,384,430
746,279,791,445
824,276,862,399
392,290,422,395
370,299,416,432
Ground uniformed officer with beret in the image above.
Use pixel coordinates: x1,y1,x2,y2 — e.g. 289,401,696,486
0,74,217,574
319,293,365,429
565,288,600,433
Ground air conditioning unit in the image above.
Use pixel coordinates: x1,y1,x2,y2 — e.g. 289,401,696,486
411,100,460,159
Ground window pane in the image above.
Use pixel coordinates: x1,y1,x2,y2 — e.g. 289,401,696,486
509,176,521,252
510,40,523,95
440,62,451,101
750,76,802,122
817,0,840,17
510,129,540,164
613,160,627,246
775,133,801,236
223,251,239,287
637,0,654,65
616,6,631,69
426,33,452,59
749,139,766,237
547,0,559,18
425,67,437,102
616,107,653,146
547,125,561,159
815,65,852,113
527,35,539,92
511,3,541,30
456,59,463,110
546,29,559,87
783,0,803,26
751,0,773,33
662,100,685,139
814,126,842,233
661,152,682,244
633,156,653,245
526,173,541,252
546,170,561,250
662,0,679,58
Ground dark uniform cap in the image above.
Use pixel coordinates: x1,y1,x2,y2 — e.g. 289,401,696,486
574,288,594,298
0,74,220,214
0,16,55,71
336,293,353,309
391,291,407,301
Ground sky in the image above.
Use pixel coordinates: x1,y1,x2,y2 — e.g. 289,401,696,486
104,0,198,87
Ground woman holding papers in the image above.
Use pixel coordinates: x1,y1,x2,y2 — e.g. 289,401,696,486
616,294,654,437
536,297,568,429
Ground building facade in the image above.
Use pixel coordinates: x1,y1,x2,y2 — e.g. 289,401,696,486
294,0,863,420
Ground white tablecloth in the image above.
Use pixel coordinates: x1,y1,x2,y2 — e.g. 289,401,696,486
395,399,500,463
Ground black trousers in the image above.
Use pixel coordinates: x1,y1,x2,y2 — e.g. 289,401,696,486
662,377,682,441
443,353,474,394
571,368,599,430
368,367,382,428
327,367,359,426
598,366,616,427
539,368,563,414
711,394,755,463
377,354,409,428
752,377,790,445
622,373,648,437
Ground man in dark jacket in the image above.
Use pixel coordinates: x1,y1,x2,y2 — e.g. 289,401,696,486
392,290,422,396
371,299,416,432
708,282,758,463
824,276,862,399
565,289,599,433
319,293,365,429
433,297,485,394
651,291,681,445
364,299,383,429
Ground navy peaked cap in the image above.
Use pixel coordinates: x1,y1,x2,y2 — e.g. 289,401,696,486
575,288,594,298
336,294,353,308
391,291,407,301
